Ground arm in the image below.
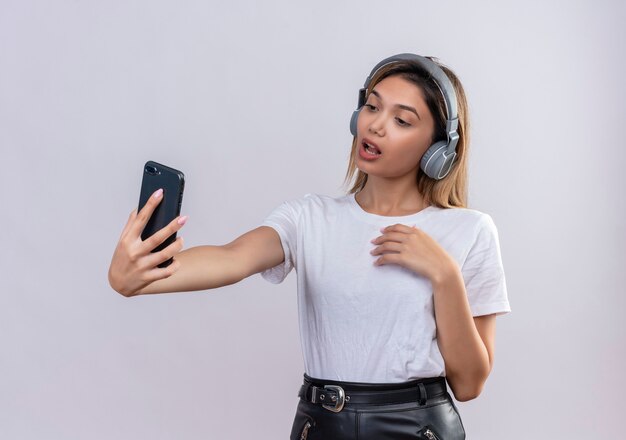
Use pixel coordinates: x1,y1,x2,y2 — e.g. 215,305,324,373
108,187,286,297
431,267,496,402
371,221,504,402
135,226,285,295
111,225,284,297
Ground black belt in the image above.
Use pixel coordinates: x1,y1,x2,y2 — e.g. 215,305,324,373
298,374,447,413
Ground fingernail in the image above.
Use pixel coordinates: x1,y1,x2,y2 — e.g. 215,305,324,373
370,238,376,243
379,227,385,232
153,188,163,198
177,215,188,225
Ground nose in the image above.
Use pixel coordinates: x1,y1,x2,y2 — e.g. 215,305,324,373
367,116,385,136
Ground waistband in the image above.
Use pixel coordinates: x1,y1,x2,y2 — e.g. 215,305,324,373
298,374,448,412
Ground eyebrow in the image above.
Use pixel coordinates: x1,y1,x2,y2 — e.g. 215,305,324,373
370,90,421,120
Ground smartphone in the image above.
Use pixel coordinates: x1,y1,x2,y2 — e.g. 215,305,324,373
137,160,185,268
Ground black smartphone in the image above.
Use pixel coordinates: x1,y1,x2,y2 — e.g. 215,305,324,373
137,160,185,268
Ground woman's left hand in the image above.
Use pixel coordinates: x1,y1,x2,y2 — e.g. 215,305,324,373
370,224,456,282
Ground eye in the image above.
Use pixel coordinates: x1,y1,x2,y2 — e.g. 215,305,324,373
364,104,377,111
396,117,410,127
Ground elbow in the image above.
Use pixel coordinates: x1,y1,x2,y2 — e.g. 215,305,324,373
452,383,484,402
448,370,490,402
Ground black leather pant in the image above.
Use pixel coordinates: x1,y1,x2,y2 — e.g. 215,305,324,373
290,375,466,440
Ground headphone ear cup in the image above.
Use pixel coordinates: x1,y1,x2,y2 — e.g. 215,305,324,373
420,141,449,179
350,109,361,136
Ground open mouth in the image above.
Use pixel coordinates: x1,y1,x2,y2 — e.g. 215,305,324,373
362,140,381,155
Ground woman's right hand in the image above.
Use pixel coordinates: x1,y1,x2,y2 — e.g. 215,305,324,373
108,188,187,297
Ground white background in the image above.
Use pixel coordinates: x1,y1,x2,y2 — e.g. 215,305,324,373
1,0,624,438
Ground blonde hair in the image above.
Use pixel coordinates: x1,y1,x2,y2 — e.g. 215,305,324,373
341,56,470,209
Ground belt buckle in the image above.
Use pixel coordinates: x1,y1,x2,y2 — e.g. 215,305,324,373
322,385,346,413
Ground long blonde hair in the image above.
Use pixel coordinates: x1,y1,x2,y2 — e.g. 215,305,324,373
342,56,470,209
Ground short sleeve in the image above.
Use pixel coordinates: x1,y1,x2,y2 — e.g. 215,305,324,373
258,199,299,284
461,214,511,317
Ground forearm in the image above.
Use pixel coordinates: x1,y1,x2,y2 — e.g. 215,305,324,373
136,245,244,295
431,263,491,401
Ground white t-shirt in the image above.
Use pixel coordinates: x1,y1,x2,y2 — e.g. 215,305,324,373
259,192,511,383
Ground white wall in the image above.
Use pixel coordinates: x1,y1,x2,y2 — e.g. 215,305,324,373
1,0,624,438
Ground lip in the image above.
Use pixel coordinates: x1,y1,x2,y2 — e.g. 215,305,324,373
362,137,382,153
359,138,383,161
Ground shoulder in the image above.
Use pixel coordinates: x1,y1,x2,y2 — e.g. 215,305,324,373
281,192,347,212
434,206,498,237
435,205,493,224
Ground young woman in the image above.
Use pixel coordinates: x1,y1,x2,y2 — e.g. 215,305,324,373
108,53,511,440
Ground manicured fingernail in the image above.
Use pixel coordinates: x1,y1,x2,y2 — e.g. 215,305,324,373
379,227,385,232
370,238,376,243
153,188,163,198
177,215,188,225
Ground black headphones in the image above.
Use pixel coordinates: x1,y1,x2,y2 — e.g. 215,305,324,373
350,53,460,180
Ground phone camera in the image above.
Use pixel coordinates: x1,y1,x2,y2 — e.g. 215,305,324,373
145,165,159,175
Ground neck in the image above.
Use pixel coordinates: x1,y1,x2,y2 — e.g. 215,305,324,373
355,176,426,216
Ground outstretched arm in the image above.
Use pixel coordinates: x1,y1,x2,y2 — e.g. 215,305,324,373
133,226,286,296
108,195,285,297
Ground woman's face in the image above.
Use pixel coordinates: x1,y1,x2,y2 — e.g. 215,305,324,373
355,74,436,178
